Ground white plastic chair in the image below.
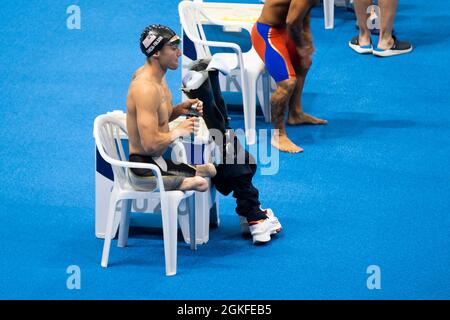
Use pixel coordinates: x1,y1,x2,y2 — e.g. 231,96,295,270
93,114,197,276
324,0,335,29
179,0,271,145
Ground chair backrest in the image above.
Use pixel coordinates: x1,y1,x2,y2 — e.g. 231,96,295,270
179,0,212,58
94,114,129,188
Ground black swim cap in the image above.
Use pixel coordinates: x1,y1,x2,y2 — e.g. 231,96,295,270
140,24,177,57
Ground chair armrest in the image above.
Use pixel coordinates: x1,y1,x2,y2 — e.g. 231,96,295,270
181,4,243,54
103,156,166,193
186,34,243,55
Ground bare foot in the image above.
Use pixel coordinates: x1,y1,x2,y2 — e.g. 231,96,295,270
180,176,208,192
196,163,216,178
271,133,303,153
287,111,328,125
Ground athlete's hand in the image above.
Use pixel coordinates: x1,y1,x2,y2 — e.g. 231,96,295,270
172,117,198,139
180,98,203,116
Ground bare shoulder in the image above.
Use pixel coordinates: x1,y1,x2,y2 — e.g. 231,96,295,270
130,79,161,111
263,0,291,9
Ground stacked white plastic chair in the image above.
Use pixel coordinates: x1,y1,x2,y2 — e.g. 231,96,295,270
179,0,271,145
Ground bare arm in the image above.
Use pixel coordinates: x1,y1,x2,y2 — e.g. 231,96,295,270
286,0,315,49
135,84,195,155
170,98,204,122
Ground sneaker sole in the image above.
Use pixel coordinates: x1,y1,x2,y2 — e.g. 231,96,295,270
241,220,282,235
373,46,413,57
252,233,271,244
252,223,281,244
349,42,373,54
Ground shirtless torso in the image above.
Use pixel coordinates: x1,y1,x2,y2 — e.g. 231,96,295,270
126,66,173,157
258,0,293,27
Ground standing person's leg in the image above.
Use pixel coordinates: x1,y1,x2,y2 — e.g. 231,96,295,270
287,59,327,125
271,79,303,153
354,0,374,46
377,0,398,49
352,0,412,56
287,15,327,126
251,22,304,153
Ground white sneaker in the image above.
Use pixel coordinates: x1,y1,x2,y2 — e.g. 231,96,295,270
265,208,282,233
239,208,282,235
239,215,250,234
248,219,273,244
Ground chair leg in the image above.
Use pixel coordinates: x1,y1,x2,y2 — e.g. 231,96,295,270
324,0,335,29
261,72,271,123
210,186,220,227
256,71,271,123
118,199,131,248
177,199,191,245
187,194,197,251
160,195,178,276
101,195,118,268
242,70,257,145
195,189,210,244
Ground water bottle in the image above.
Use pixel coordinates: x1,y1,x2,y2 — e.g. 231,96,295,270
186,103,200,142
